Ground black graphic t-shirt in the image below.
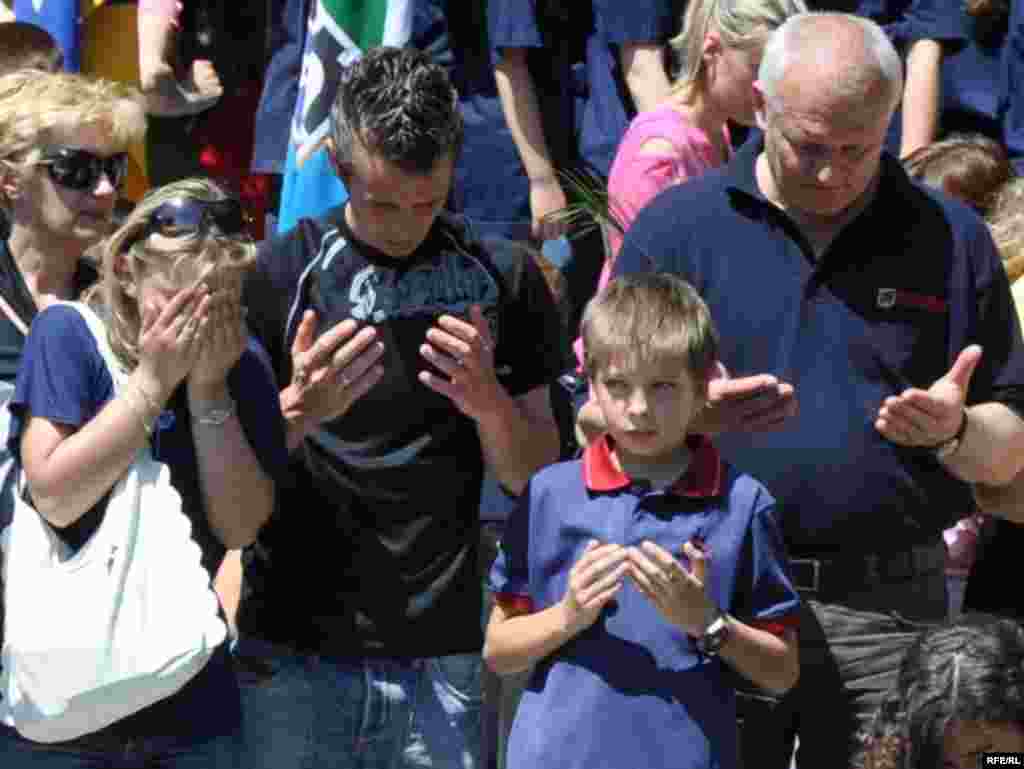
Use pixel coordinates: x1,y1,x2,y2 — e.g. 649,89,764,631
242,209,565,657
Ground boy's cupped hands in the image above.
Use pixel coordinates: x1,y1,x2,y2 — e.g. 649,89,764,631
558,538,716,639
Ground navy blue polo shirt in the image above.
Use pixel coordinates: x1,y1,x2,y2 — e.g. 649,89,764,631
615,140,1024,554
251,0,308,174
491,435,799,769
488,0,582,177
489,0,673,181
940,6,1005,138
1001,0,1024,170
417,0,531,240
579,0,675,178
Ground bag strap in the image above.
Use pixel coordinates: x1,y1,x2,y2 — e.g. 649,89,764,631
0,292,28,337
54,301,128,394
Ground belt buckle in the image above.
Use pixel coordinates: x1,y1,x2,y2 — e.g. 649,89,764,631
789,558,822,594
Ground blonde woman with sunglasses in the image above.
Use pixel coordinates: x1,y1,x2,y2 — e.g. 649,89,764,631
0,177,286,767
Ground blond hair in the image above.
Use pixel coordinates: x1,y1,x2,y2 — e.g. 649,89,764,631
93,178,256,371
670,0,807,101
0,69,144,196
582,273,719,383
988,177,1024,285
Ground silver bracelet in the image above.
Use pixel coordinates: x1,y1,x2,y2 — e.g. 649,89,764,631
193,397,237,427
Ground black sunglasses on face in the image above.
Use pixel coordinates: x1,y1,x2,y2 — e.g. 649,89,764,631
39,147,129,192
123,196,251,252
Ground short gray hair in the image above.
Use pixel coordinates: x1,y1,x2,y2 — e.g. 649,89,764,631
329,46,462,175
759,12,903,116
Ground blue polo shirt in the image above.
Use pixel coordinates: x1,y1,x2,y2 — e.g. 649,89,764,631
491,435,799,769
940,6,1005,138
1001,0,1024,170
488,0,673,180
579,0,675,178
615,139,1024,554
417,0,531,240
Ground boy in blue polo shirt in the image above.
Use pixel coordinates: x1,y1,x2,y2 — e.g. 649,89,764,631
485,273,800,769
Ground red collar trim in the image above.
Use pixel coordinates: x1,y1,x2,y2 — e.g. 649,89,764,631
583,435,724,498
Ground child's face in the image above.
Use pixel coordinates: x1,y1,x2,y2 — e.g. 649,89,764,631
590,353,706,459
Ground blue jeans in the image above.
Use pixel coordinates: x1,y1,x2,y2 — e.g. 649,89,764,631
235,643,482,769
0,723,242,768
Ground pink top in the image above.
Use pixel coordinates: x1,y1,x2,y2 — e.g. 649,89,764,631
574,105,731,365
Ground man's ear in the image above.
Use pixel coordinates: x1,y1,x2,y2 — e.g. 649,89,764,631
323,138,353,184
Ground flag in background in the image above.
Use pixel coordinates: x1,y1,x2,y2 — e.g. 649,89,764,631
277,0,413,235
14,0,82,71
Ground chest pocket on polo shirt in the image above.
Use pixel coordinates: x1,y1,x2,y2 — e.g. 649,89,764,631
859,288,951,393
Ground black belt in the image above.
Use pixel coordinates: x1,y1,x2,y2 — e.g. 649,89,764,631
788,542,945,597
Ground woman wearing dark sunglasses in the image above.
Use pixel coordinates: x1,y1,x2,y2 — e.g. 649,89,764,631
0,69,144,760
0,177,287,766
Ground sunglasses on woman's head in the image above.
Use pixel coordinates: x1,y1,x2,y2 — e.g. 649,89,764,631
39,147,129,192
123,196,251,252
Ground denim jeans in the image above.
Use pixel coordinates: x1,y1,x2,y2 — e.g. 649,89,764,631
0,722,243,768
235,642,482,769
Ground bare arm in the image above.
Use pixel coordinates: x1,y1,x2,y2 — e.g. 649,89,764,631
137,2,223,116
22,288,209,527
941,403,1024,486
494,47,569,241
22,374,158,527
189,381,274,548
619,41,672,113
899,39,943,158
476,386,560,496
718,623,799,695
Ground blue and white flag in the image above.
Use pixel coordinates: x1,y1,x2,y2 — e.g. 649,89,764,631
277,0,413,234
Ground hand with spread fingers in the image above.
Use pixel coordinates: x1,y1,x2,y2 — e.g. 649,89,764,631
627,539,717,638
188,287,247,395
558,540,631,637
876,344,980,449
280,310,386,448
419,304,503,421
135,283,211,405
690,365,798,436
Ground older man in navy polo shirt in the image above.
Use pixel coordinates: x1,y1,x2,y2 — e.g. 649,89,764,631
616,11,1024,769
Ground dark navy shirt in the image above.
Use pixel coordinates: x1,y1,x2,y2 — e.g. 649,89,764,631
251,0,309,174
6,303,288,740
616,140,1024,554
488,0,673,180
940,5,1006,138
1000,0,1024,170
490,435,799,769
242,209,565,657
417,0,531,240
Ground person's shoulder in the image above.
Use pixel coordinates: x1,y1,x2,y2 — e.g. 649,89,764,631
32,302,94,339
527,458,588,505
717,463,776,516
256,206,348,288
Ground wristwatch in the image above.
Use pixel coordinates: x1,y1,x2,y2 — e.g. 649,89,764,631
695,609,731,657
932,408,968,460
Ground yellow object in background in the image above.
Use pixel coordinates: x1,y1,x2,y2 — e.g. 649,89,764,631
81,1,148,202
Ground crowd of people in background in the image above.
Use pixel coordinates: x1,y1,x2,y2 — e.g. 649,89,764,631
0,1,1024,768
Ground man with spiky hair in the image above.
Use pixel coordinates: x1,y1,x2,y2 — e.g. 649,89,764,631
239,46,565,769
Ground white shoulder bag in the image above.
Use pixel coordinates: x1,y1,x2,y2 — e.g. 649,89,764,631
0,301,227,743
